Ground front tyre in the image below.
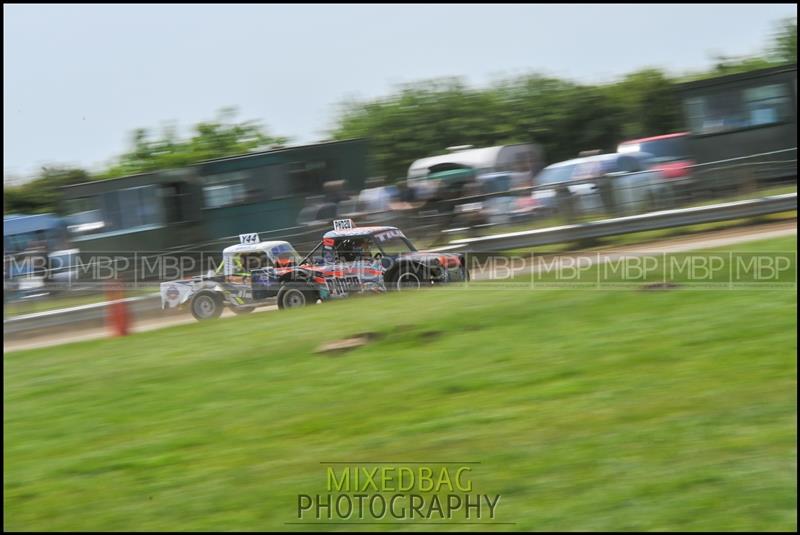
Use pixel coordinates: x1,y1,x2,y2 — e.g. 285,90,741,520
190,292,224,321
277,285,317,310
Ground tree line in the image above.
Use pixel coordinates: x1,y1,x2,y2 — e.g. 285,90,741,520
4,17,795,215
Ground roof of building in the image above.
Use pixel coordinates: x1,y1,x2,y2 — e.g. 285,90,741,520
4,213,63,236
676,63,797,92
61,138,368,192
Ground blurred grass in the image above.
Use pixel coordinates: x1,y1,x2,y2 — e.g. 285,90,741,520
4,237,797,531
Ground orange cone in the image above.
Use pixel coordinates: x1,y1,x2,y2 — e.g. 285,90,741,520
106,280,130,337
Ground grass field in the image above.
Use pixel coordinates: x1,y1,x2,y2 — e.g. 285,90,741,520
4,236,797,531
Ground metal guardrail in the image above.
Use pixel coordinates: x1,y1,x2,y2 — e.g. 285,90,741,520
430,192,797,253
4,293,161,336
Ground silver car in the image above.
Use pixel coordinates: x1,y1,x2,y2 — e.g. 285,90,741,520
532,151,674,216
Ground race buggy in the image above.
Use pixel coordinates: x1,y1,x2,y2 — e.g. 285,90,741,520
303,219,469,292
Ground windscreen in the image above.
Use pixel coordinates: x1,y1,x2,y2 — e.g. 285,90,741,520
270,243,302,265
627,137,689,160
535,164,576,186
373,229,416,255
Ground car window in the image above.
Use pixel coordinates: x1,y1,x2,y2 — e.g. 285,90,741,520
374,228,416,255
639,137,689,160
239,252,270,271
377,236,415,255
535,164,576,186
572,159,610,180
616,154,646,173
303,242,326,265
270,243,301,266
335,238,376,263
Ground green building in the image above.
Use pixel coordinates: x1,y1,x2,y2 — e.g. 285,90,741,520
676,64,797,186
61,139,371,254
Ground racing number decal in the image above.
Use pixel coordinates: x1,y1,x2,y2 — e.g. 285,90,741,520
239,233,260,245
325,275,362,295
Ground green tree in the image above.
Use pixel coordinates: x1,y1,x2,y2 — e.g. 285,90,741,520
332,74,631,175
333,78,508,178
102,107,289,179
4,167,92,215
604,69,682,140
769,16,797,64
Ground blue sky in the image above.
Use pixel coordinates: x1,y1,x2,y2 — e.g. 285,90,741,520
3,4,796,179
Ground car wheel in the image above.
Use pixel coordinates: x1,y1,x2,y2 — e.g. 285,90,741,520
277,285,316,310
395,270,421,291
191,292,223,321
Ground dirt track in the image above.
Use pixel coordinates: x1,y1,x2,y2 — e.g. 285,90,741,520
4,220,796,352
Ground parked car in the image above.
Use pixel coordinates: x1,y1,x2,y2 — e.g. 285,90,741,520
618,132,695,202
532,152,675,217
407,144,544,201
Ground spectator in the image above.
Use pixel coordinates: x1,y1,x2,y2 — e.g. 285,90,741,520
389,180,422,212
323,180,349,205
358,177,395,214
510,156,535,189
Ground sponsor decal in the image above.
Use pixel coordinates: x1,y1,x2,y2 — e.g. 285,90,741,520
166,285,180,300
374,229,405,242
